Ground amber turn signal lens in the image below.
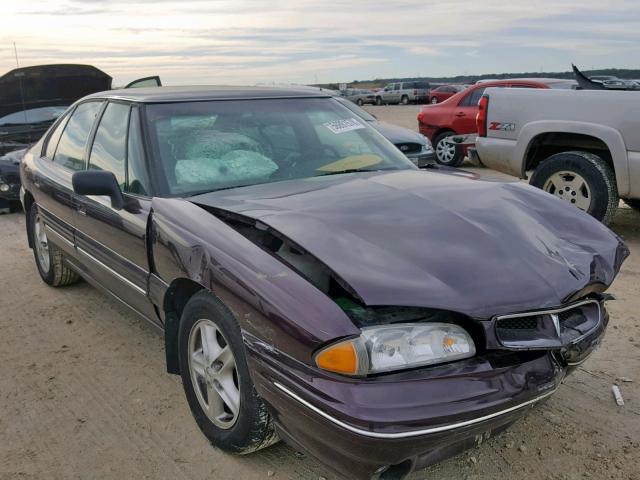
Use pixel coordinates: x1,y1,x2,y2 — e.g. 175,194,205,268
315,339,360,375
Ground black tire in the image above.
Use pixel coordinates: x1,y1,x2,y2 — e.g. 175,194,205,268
401,95,409,105
529,151,618,225
29,204,80,287
430,97,438,104
624,198,640,212
356,98,363,106
178,290,277,454
375,97,383,106
433,131,464,167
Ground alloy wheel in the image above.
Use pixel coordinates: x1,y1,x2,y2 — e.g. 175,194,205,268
543,171,592,211
436,136,457,164
34,214,51,273
188,319,240,429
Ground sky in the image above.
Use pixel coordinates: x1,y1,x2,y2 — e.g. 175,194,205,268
1,0,639,86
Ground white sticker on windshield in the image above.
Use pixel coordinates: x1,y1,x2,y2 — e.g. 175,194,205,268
323,118,365,134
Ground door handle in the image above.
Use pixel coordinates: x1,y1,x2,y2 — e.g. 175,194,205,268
455,112,466,117
76,205,87,216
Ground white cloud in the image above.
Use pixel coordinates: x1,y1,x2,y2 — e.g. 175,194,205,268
0,0,639,84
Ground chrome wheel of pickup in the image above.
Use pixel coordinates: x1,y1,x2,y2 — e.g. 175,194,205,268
189,319,240,429
33,213,51,273
543,171,592,211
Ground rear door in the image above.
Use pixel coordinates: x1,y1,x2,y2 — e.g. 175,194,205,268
31,101,103,254
73,101,158,323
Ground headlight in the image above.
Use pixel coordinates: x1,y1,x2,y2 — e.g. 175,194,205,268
315,323,475,376
422,135,433,150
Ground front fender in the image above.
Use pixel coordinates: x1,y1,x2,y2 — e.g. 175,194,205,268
149,197,359,365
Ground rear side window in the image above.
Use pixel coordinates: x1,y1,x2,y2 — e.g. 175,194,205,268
88,102,130,189
53,101,103,171
45,113,70,159
460,87,487,107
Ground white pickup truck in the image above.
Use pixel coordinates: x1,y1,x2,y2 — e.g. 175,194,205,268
475,88,640,224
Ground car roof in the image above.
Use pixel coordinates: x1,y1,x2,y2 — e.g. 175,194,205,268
84,85,332,103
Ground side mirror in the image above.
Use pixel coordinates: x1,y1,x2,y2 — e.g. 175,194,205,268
72,170,125,210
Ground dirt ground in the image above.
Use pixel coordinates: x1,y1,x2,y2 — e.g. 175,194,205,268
1,105,639,480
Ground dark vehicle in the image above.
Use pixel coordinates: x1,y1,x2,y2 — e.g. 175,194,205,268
21,86,627,480
336,97,435,166
0,64,112,155
341,88,376,106
0,148,25,211
0,64,160,207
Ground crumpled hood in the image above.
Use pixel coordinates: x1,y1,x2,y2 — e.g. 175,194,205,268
370,121,426,145
192,170,628,319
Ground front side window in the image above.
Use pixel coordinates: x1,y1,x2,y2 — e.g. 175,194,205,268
53,101,103,171
88,102,130,189
145,98,414,197
393,84,401,91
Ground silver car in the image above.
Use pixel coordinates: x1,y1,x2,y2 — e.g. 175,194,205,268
341,88,376,106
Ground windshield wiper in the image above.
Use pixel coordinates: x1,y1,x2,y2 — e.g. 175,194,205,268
187,184,258,197
315,168,394,177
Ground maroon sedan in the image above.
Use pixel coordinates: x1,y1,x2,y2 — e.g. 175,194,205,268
21,86,627,480
428,84,464,104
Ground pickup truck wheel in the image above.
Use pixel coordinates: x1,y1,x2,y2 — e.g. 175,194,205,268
29,204,80,287
434,132,464,167
530,151,618,225
179,291,277,454
375,97,383,106
401,95,409,105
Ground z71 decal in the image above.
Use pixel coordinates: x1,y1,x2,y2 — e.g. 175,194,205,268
489,122,516,132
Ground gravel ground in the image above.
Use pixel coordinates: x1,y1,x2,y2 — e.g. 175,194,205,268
1,105,638,480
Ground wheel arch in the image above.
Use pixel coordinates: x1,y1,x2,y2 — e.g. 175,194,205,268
518,121,628,196
163,277,206,374
23,190,35,248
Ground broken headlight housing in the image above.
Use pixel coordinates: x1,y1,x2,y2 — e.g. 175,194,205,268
315,323,476,376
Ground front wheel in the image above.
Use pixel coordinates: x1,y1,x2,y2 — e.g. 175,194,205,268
433,131,464,167
529,151,618,225
29,204,80,286
356,98,363,106
375,97,383,106
179,291,277,454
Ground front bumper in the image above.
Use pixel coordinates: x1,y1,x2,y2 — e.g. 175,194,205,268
246,300,607,480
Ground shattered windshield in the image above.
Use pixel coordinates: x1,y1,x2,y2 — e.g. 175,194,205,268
144,97,415,196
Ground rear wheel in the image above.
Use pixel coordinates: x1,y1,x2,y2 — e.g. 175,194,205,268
529,151,618,224
430,97,438,104
29,204,80,286
401,95,409,105
433,131,464,167
179,291,277,454
375,97,383,106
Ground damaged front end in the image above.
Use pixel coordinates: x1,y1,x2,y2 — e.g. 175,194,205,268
185,171,627,480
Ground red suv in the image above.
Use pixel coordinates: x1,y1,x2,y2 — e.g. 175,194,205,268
418,78,576,166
